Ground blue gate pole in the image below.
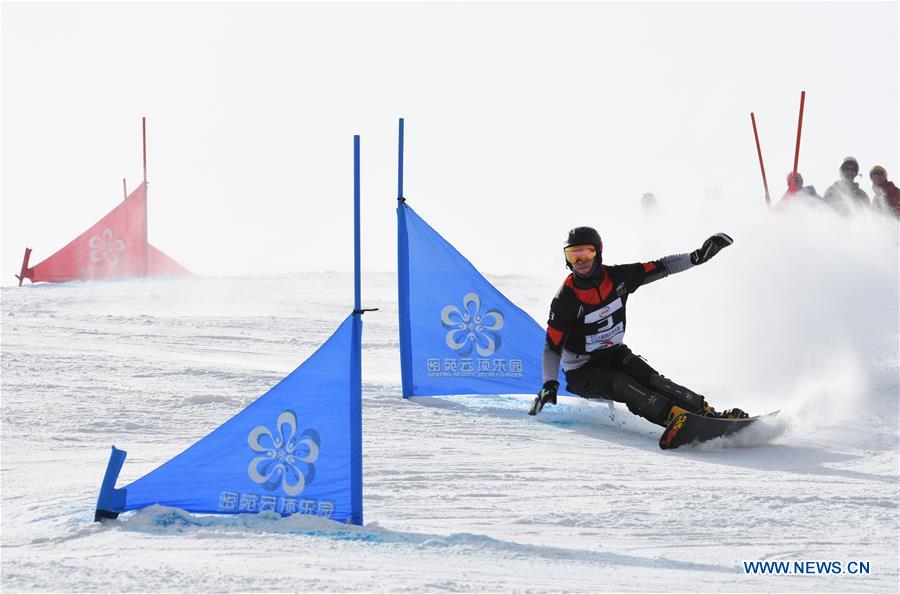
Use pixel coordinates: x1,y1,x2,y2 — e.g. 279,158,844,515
396,118,413,397
350,134,363,525
397,118,404,200
354,135,361,313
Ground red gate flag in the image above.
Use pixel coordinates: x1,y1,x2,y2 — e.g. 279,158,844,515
17,182,192,285
17,117,192,286
19,183,150,284
147,243,192,277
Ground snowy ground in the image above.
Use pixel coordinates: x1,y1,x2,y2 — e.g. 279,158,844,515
2,210,899,592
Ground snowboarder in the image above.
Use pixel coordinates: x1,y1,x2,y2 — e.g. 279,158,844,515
529,226,748,426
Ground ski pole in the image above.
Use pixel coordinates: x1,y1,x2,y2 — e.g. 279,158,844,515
751,112,770,206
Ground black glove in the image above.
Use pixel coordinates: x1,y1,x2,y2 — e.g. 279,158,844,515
528,380,559,416
690,233,733,265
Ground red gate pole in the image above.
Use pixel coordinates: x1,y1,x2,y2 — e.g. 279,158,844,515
141,117,149,276
142,116,148,184
751,112,771,206
16,247,32,286
792,91,806,176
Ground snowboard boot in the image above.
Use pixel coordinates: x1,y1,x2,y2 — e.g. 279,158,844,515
610,375,672,427
648,374,707,414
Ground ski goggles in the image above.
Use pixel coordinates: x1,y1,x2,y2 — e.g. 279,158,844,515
564,244,596,264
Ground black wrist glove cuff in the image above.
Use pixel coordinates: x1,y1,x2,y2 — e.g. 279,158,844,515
691,233,733,265
529,380,560,416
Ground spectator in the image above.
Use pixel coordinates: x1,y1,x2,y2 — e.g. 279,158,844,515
775,172,821,211
870,165,900,218
641,192,660,214
823,156,870,216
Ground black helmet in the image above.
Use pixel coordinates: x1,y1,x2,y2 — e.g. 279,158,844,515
564,226,603,273
566,226,602,249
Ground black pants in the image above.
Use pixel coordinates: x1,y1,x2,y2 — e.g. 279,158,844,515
564,345,706,427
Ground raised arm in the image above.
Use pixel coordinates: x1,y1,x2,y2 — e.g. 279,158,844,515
643,233,734,287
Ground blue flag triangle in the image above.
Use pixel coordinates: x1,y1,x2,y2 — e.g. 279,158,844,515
397,203,567,397
97,315,363,525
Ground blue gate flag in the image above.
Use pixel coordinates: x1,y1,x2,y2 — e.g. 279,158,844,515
397,202,568,397
96,314,364,525
96,132,366,525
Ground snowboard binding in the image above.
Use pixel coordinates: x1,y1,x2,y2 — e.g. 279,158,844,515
701,405,750,420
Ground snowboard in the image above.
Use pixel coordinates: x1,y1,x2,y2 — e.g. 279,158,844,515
659,410,779,450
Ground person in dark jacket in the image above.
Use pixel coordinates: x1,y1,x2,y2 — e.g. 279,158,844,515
870,165,900,218
528,226,747,426
823,156,871,216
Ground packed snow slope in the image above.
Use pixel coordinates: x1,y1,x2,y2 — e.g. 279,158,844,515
2,202,898,592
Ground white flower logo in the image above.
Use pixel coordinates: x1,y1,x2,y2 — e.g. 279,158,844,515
247,410,320,496
441,293,504,357
88,228,126,265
